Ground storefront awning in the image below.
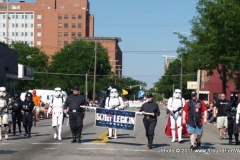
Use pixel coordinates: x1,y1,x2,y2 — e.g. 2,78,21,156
199,91,209,94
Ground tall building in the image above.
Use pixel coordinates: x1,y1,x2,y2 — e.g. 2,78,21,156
0,0,122,76
0,0,94,56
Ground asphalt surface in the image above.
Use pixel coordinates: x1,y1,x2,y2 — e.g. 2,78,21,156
0,107,240,160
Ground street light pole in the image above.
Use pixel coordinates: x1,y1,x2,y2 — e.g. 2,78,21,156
6,0,9,45
92,40,97,101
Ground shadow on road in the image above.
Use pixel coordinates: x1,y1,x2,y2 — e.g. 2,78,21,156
152,143,170,148
104,141,146,146
81,133,96,135
0,150,18,154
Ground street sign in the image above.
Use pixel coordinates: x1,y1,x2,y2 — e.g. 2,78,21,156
187,81,197,89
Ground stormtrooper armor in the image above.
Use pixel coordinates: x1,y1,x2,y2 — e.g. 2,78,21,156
0,87,9,140
105,87,125,139
236,103,240,125
167,89,186,143
48,87,64,141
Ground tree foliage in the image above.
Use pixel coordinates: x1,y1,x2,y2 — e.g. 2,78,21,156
10,41,49,92
46,40,112,97
153,59,197,99
178,0,240,93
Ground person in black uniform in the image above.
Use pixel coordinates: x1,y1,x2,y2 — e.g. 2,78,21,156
139,93,160,149
63,86,88,143
10,93,23,136
224,93,239,145
22,92,34,137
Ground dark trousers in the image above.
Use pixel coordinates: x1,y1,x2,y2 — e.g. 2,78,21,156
69,112,84,136
23,112,33,128
228,118,239,137
143,118,157,138
12,112,22,133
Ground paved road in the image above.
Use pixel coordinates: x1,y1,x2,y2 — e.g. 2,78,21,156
0,108,239,160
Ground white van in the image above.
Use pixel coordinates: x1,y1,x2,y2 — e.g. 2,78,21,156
23,89,68,104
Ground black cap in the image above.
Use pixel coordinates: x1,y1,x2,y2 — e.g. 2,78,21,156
72,85,79,90
146,93,153,98
191,91,197,96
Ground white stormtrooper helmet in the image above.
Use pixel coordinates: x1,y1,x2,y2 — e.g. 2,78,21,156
54,87,62,98
110,88,119,98
173,89,182,99
0,87,7,98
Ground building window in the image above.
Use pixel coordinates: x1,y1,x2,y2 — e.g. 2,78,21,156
77,32,82,37
0,14,5,19
16,15,18,19
16,24,18,28
78,14,82,19
58,23,62,28
37,15,42,19
72,32,76,37
25,14,32,19
37,32,41,37
64,23,68,28
72,23,76,28
64,41,68,46
64,14,68,19
64,32,68,37
58,41,62,46
37,41,41,45
72,14,76,19
78,23,82,28
37,24,41,28
25,23,33,28
58,32,62,37
58,14,62,19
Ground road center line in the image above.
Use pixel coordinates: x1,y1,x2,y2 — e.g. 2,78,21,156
32,143,63,144
92,130,108,144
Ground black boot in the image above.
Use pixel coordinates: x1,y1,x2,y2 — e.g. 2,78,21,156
234,134,239,145
13,123,16,136
71,135,76,143
24,127,28,136
77,135,81,143
28,127,31,137
148,137,153,149
18,122,22,134
147,137,150,147
229,135,233,145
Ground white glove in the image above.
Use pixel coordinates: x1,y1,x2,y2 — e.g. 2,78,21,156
136,112,143,115
236,119,239,124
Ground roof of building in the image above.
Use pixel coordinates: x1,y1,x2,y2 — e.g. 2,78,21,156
74,37,122,42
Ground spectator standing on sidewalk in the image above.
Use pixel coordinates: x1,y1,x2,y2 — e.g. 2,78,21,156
213,93,230,140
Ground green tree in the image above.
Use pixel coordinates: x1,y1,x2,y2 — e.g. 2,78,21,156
178,0,240,93
47,40,112,98
154,59,196,99
10,41,49,92
115,76,146,100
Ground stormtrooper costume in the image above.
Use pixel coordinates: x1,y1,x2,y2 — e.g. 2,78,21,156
105,87,125,139
167,89,185,143
0,87,9,140
48,87,65,141
236,102,240,128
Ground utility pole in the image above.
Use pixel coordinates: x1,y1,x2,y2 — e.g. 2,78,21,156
85,73,88,99
6,0,9,45
92,40,97,101
180,54,182,92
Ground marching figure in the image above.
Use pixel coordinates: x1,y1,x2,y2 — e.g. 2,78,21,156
48,87,65,141
64,86,88,143
224,93,239,145
167,89,186,143
10,93,23,135
0,87,10,140
105,86,125,139
139,93,160,149
22,92,34,137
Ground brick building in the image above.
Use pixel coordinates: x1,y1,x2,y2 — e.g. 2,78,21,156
0,42,18,95
0,0,122,75
200,69,239,102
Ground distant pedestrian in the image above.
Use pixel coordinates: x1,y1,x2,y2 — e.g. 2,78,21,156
213,93,229,140
182,91,207,150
